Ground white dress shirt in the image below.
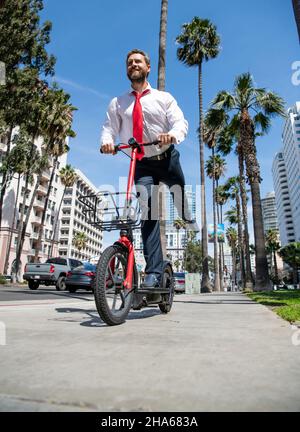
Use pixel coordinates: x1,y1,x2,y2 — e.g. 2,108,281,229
100,83,188,157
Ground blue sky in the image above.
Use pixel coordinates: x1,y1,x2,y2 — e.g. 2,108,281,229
41,0,299,244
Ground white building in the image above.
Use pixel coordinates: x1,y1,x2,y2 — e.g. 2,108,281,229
272,102,300,245
0,133,67,277
261,192,279,234
58,169,103,261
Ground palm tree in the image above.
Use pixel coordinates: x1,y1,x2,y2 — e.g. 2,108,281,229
215,184,230,288
33,88,76,262
173,218,186,267
216,120,253,289
265,229,281,282
279,242,300,285
226,227,238,290
49,164,77,257
224,176,246,289
157,0,169,260
157,0,168,91
73,231,88,258
212,73,285,291
203,109,227,292
176,17,220,293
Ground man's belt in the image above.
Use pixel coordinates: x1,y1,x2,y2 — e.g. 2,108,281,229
142,145,173,161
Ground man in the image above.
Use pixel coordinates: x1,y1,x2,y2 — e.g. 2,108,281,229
101,49,194,289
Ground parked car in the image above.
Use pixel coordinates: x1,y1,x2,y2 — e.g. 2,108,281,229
23,257,83,291
173,272,185,293
65,262,96,293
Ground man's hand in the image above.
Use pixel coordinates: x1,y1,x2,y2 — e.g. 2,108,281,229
158,133,176,147
100,143,116,154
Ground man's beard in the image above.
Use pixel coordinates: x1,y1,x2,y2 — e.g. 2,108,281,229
127,70,148,83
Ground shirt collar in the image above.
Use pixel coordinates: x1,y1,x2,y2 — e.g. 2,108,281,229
128,82,152,96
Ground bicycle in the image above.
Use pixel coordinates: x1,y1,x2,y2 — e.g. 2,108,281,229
79,138,174,326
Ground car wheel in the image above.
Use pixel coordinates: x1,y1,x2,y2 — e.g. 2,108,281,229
56,276,66,291
68,286,77,293
28,280,39,290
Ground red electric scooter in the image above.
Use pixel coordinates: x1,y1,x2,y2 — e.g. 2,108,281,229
79,138,174,326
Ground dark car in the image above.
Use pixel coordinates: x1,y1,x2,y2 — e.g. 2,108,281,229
173,272,185,293
65,262,96,293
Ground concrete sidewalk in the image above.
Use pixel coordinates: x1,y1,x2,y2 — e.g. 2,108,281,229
0,292,299,412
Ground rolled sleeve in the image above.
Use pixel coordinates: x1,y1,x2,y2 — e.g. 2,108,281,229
100,97,121,147
165,93,188,144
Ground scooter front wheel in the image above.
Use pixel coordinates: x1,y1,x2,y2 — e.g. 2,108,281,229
94,245,136,326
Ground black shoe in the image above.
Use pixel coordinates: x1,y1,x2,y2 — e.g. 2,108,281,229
142,273,160,289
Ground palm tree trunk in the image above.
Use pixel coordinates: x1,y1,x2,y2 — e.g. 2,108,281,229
3,173,21,275
212,149,220,291
232,248,236,290
0,126,13,228
198,63,211,292
14,173,41,281
273,250,278,281
236,192,246,289
34,156,57,262
157,0,168,261
49,185,66,258
216,179,224,291
241,110,271,291
237,142,253,289
157,0,168,91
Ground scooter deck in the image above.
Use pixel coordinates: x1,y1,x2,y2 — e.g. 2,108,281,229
137,287,170,294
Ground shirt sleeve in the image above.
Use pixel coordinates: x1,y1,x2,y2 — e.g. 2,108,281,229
165,93,188,144
100,97,121,147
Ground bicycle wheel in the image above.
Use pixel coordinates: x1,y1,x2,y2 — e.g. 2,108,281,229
159,265,175,314
94,245,137,326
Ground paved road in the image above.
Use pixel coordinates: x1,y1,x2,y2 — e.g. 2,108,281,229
0,291,299,412
0,284,94,302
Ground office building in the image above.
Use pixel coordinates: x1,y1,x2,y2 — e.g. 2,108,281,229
272,102,300,245
261,192,279,234
58,169,103,261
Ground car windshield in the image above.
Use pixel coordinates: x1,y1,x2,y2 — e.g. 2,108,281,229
73,262,96,271
46,258,67,265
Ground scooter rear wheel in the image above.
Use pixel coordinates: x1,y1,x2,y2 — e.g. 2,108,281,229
159,265,175,314
94,245,137,326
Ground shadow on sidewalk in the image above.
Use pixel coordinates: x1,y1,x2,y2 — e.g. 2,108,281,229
54,306,161,328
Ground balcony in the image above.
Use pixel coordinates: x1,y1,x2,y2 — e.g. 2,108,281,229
40,169,51,181
31,214,42,225
34,198,46,211
37,184,48,196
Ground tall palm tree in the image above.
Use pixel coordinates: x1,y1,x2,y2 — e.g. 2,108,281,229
224,176,246,288
265,229,280,282
212,73,285,291
176,17,220,293
157,0,168,91
157,0,169,260
49,164,77,257
226,227,238,290
33,88,76,262
205,154,226,291
217,117,254,289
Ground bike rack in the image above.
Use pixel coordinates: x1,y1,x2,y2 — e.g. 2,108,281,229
78,191,141,232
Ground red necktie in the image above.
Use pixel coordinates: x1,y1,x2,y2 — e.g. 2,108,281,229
132,89,150,160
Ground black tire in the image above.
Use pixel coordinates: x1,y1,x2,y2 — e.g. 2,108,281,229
159,265,175,314
56,276,66,291
94,245,137,326
68,286,77,293
28,280,39,290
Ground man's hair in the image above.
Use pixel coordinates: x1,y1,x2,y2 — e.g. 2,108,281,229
126,49,151,66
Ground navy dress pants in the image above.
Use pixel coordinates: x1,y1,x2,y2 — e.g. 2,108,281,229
134,145,190,279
